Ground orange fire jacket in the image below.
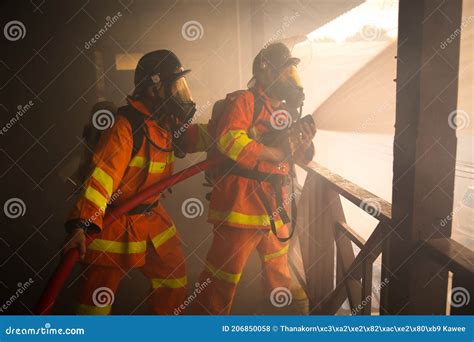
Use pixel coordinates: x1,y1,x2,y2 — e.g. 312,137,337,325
66,96,209,267
208,85,313,230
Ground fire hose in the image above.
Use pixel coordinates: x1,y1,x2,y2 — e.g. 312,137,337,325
34,157,221,315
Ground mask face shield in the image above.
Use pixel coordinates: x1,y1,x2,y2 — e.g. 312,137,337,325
170,77,193,102
278,64,303,89
156,76,196,133
268,63,305,109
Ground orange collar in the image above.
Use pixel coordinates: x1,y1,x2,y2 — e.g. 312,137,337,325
126,96,152,117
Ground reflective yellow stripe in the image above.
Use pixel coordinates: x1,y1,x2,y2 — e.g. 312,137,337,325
263,245,289,262
268,224,285,235
129,155,170,174
91,167,113,196
149,161,167,173
129,155,147,168
151,276,187,289
84,186,107,212
151,224,177,249
292,287,308,301
88,239,147,254
218,129,253,161
76,304,111,315
206,262,241,284
209,209,284,228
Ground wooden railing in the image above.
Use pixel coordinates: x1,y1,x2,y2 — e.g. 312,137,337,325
291,161,474,315
420,238,474,315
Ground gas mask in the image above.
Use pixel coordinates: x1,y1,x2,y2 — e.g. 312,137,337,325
165,77,197,127
151,77,197,129
268,65,305,110
150,77,197,158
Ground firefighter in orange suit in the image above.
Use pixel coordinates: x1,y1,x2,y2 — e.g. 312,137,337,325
193,43,316,314
63,50,209,315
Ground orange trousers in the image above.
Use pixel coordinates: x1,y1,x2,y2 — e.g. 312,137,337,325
75,241,186,315
193,225,291,315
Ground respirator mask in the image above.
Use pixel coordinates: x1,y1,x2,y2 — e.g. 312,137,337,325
150,77,196,157
151,77,196,128
268,64,305,111
162,77,196,127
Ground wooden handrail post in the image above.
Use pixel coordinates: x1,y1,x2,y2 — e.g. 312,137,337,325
361,261,373,315
298,172,339,313
334,226,362,314
381,0,462,314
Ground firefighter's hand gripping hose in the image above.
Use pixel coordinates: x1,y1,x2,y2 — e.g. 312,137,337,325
34,157,222,315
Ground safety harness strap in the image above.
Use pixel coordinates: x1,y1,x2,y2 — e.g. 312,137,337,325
229,166,296,243
119,104,174,153
108,200,159,216
257,178,296,243
117,105,146,155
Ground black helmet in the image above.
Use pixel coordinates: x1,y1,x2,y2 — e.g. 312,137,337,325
134,50,191,95
252,42,300,75
251,42,304,110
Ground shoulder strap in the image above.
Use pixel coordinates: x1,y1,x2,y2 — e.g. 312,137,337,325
117,105,145,156
249,88,264,124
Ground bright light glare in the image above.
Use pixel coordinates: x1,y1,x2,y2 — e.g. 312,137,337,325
306,0,398,43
